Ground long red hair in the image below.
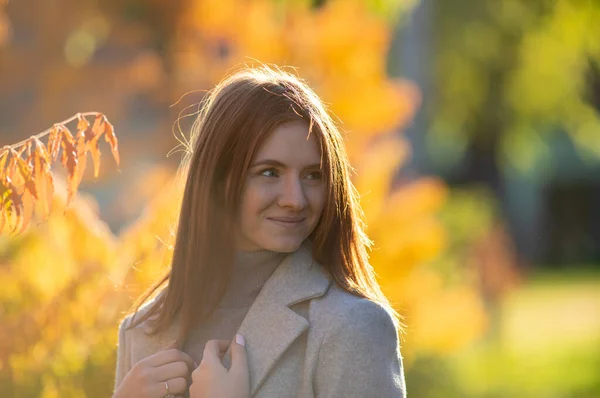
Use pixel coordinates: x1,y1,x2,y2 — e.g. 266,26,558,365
129,65,402,340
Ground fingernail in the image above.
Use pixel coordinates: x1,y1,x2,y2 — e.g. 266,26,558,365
235,334,245,347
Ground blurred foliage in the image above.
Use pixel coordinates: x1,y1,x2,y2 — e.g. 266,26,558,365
405,354,464,398
398,186,518,356
0,0,511,396
0,181,122,397
429,0,600,176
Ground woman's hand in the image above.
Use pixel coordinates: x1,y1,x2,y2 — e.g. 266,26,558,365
189,334,250,398
113,341,195,398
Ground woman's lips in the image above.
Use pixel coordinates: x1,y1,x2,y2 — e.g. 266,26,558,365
268,217,305,228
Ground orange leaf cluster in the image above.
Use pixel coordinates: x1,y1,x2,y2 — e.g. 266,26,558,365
0,112,119,235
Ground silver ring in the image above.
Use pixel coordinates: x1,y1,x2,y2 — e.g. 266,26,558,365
164,381,175,398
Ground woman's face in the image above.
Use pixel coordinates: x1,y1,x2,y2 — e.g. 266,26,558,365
236,120,326,252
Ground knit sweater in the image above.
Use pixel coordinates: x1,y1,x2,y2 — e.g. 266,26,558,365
182,250,286,365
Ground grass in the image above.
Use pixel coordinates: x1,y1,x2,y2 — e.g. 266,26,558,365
450,267,600,398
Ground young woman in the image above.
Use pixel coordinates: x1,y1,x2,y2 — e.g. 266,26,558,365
113,66,406,398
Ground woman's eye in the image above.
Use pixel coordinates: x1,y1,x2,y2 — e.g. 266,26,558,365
260,168,278,177
305,171,322,180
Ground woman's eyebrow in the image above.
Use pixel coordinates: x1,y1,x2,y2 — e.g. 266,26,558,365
251,159,286,168
250,159,322,169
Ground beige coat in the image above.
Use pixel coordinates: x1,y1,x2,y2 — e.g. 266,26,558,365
115,244,406,397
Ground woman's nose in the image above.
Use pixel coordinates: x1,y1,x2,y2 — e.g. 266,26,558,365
277,177,308,210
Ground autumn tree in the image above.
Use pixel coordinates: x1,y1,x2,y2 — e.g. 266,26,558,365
430,0,600,190
0,113,119,235
0,1,497,396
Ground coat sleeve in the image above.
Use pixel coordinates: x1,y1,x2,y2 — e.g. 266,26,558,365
314,299,406,398
114,316,132,392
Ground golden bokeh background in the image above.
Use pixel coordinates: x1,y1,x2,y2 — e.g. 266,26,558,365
1,0,599,397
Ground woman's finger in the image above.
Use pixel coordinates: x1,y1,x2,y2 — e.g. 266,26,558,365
154,361,190,381
230,334,249,378
202,339,230,363
215,339,231,352
148,348,196,370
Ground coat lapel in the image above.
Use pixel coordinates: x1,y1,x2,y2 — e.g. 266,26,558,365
222,243,332,395
136,303,180,357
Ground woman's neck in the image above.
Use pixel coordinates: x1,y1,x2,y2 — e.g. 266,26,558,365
216,249,287,309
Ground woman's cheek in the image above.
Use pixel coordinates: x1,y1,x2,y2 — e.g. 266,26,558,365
308,185,326,212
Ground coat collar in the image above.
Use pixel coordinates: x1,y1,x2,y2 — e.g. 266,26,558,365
221,242,332,395
135,242,331,394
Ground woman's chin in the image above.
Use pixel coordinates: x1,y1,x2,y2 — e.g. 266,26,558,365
262,238,304,253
